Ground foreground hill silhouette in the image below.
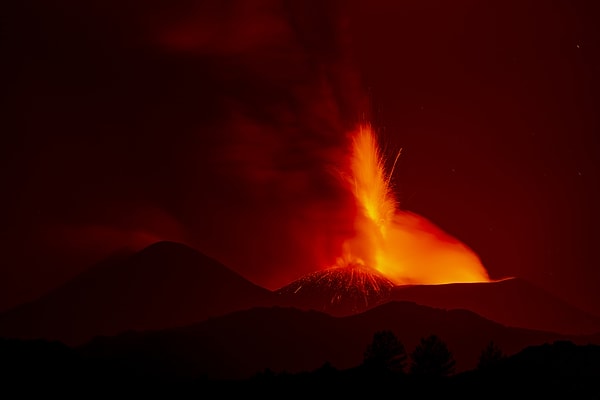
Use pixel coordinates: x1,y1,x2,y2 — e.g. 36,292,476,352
0,241,279,346
78,301,595,381
241,340,600,396
3,336,599,396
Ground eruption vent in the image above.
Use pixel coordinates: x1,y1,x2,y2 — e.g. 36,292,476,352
338,124,491,285
276,263,395,315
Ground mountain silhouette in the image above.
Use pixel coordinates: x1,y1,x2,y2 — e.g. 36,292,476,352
0,241,279,346
388,278,600,335
79,300,587,381
2,239,598,356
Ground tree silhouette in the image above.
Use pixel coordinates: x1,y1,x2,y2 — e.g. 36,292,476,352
363,330,407,373
409,334,456,378
477,340,505,370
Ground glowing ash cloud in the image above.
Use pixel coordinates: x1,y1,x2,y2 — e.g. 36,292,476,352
338,124,491,285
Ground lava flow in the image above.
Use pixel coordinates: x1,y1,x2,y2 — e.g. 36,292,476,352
336,123,491,286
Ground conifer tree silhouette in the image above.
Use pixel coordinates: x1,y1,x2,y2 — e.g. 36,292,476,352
409,334,455,378
363,330,407,373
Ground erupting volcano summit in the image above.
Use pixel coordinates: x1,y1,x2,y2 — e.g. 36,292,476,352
276,123,492,316
275,263,395,316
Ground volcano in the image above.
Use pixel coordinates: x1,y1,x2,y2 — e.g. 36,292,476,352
275,263,395,316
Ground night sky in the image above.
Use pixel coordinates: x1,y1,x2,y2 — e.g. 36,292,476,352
2,0,599,315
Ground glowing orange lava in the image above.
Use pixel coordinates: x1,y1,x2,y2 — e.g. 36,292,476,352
337,123,491,285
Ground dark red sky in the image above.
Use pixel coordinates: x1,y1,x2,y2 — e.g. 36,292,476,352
2,0,599,315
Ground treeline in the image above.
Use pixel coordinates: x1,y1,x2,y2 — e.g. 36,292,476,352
250,330,504,380
228,332,598,396
1,334,599,396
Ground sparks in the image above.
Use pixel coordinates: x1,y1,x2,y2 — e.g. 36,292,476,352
277,263,395,314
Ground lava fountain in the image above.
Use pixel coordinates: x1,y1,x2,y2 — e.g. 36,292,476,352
338,123,491,285
275,123,490,314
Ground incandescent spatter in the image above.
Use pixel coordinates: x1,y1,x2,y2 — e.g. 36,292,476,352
275,263,395,316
